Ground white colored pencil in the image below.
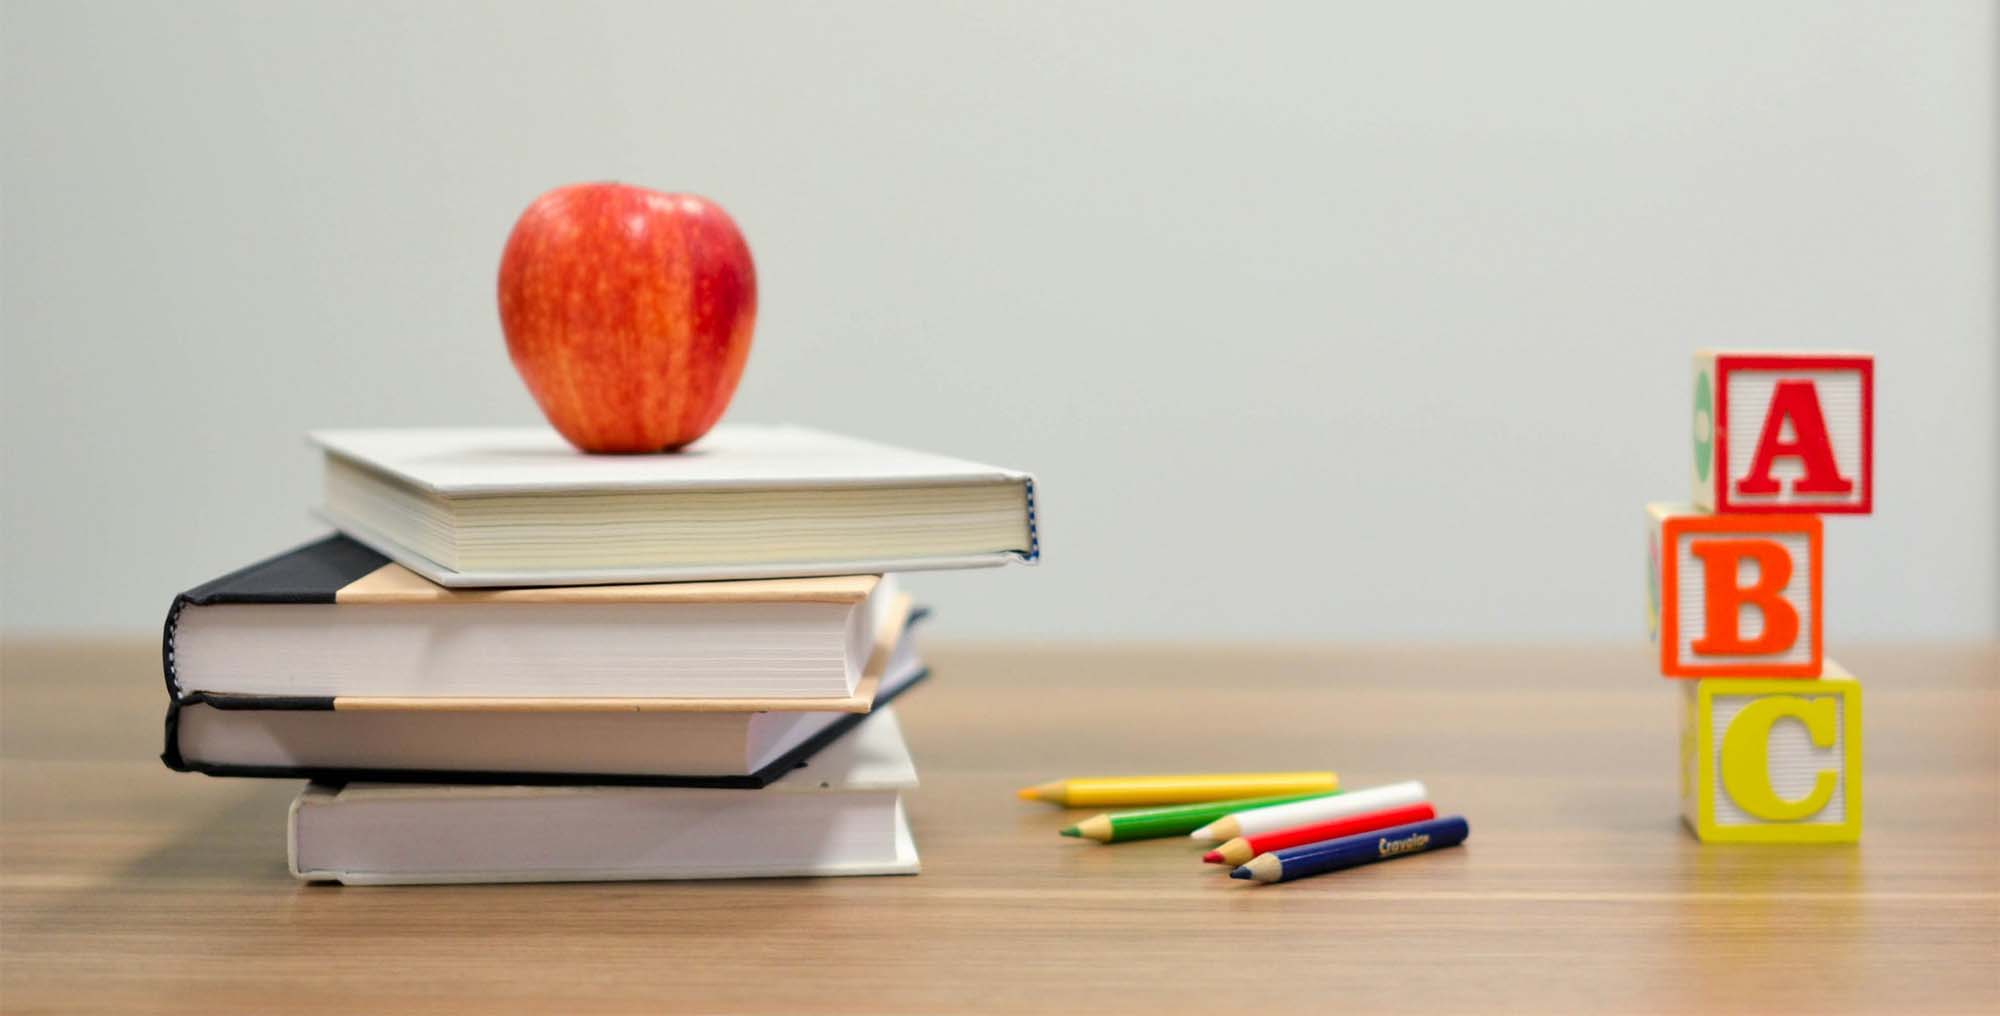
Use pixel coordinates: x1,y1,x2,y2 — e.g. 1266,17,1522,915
1188,780,1428,842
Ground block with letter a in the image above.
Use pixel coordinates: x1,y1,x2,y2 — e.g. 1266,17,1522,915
1692,350,1873,514
1647,503,1821,678
1680,663,1862,843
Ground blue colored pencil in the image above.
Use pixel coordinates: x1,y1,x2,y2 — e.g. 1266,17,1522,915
1230,815,1469,884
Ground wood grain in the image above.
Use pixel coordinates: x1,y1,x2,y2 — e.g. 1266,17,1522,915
3,639,1996,1014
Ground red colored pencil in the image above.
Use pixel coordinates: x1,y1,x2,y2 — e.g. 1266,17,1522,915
1203,802,1437,867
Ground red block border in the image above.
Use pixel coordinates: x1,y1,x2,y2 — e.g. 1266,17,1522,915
1712,354,1873,514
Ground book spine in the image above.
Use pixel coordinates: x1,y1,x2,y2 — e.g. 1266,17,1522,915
1023,477,1041,562
160,593,190,700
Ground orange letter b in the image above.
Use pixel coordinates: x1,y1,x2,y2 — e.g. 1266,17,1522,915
1689,539,1799,656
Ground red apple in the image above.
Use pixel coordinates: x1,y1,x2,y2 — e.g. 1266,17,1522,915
497,183,757,453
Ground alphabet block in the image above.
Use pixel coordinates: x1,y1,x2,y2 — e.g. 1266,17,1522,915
1679,663,1862,843
1647,503,1821,677
1691,350,1873,514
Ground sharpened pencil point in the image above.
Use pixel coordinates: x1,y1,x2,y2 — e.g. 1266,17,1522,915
1202,850,1223,864
1059,826,1080,837
1188,824,1214,840
1229,867,1252,880
1016,787,1039,801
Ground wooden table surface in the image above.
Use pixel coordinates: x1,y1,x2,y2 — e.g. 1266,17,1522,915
3,639,1996,1014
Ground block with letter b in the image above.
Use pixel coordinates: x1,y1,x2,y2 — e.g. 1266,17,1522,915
1679,663,1862,843
1692,350,1873,514
1647,503,1821,678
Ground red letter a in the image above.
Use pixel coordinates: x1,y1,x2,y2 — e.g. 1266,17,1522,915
1735,380,1852,496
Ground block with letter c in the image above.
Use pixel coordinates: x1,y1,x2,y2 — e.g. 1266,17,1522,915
1680,665,1862,843
1647,503,1821,678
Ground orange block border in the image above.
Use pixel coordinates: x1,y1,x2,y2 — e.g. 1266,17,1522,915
1659,513,1823,678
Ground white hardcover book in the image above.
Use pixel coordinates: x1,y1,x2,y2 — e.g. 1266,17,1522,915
289,708,922,885
311,424,1039,587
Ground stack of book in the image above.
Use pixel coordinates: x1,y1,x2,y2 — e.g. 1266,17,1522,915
159,425,1038,884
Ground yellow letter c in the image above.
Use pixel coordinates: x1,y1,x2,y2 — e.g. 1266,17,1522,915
1720,696,1839,821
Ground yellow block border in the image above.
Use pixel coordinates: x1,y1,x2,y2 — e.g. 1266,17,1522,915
1687,666,1862,844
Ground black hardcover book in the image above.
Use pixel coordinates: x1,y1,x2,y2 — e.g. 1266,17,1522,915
160,536,929,788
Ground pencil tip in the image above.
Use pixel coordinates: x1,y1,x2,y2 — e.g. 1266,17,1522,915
1016,787,1039,801
1229,867,1252,880
1059,826,1080,837
1202,851,1223,864
1188,825,1212,840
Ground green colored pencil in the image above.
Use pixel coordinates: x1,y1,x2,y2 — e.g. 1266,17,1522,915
1059,791,1342,843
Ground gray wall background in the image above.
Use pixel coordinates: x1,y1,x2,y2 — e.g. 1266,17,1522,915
5,1,1995,641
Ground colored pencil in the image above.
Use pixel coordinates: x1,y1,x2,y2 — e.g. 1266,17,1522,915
1060,791,1341,843
1188,780,1426,842
1203,801,1436,866
1231,815,1469,883
1017,771,1337,808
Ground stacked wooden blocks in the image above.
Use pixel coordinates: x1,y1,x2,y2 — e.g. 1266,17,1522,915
1647,351,1873,843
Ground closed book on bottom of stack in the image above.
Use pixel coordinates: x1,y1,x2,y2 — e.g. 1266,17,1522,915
289,708,921,885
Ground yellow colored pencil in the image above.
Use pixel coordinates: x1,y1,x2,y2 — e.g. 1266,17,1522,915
1015,772,1337,808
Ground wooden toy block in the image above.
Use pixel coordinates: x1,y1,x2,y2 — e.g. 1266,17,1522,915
1692,350,1873,514
1679,662,1862,843
1647,503,1821,678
